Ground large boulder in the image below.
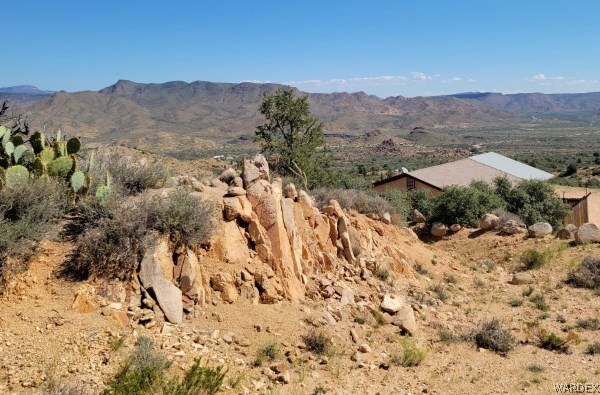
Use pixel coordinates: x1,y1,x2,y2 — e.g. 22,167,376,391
152,278,183,324
500,220,525,235
528,222,553,238
557,224,578,240
480,214,500,230
430,223,448,237
138,234,173,289
575,223,600,244
242,154,270,187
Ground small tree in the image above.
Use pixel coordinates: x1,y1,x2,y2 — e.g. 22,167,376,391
255,88,332,188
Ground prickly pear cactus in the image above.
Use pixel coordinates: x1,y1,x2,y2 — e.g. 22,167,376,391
66,137,81,155
30,132,46,154
95,172,112,205
70,171,86,193
13,145,27,163
48,156,74,177
39,147,56,167
5,165,29,188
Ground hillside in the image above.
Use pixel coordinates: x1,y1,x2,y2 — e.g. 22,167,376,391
4,80,600,156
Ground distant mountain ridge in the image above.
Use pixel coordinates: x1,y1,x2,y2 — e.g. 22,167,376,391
0,85,54,95
3,80,600,153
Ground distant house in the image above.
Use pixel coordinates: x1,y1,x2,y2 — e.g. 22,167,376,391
373,152,554,195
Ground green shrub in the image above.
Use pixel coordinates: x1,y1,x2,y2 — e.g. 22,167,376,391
530,293,549,311
427,182,504,227
430,284,448,302
409,188,435,220
103,337,225,395
509,299,523,307
474,319,515,354
390,337,426,367
376,267,390,281
568,256,600,289
577,318,600,330
370,310,386,327
527,364,544,373
145,188,216,246
539,332,570,353
303,330,331,355
254,342,279,366
585,342,600,355
103,337,171,395
520,249,549,270
494,177,569,229
383,188,411,221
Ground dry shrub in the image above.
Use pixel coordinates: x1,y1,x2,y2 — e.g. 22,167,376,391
568,255,600,289
91,150,168,196
311,188,393,217
0,178,68,291
473,319,515,354
66,188,216,280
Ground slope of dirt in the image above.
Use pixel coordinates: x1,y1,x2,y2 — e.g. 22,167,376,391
1,224,599,394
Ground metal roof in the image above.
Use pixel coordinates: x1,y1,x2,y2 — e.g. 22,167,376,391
469,152,553,181
408,158,521,189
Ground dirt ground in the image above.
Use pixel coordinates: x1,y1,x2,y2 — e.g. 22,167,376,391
0,229,599,395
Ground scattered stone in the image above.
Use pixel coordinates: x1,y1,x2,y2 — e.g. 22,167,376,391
227,186,247,197
380,294,405,314
381,212,392,225
509,272,533,285
450,224,462,233
358,343,371,353
413,209,426,224
528,222,552,238
391,306,417,336
430,223,448,237
72,291,96,313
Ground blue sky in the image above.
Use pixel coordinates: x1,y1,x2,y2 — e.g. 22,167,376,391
3,1,600,97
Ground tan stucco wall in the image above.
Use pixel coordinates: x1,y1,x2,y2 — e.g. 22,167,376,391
373,176,442,196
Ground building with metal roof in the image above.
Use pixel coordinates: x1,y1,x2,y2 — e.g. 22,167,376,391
373,152,554,195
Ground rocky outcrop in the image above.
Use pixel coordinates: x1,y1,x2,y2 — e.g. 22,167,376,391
575,223,600,244
129,154,442,325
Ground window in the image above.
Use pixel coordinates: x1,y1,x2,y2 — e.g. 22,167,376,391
407,177,415,190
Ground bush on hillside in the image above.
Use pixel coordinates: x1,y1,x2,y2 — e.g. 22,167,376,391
66,189,216,280
383,188,412,222
427,181,504,227
568,255,600,289
311,188,393,217
0,178,68,291
494,177,569,229
103,336,225,395
409,188,435,219
473,319,515,354
91,150,168,196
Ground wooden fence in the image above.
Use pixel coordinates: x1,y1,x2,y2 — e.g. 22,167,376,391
563,194,589,227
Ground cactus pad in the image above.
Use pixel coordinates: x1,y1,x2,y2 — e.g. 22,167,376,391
39,147,56,166
5,165,29,188
70,171,86,192
66,137,81,155
48,156,73,177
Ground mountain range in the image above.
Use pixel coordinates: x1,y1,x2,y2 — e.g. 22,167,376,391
1,80,600,154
